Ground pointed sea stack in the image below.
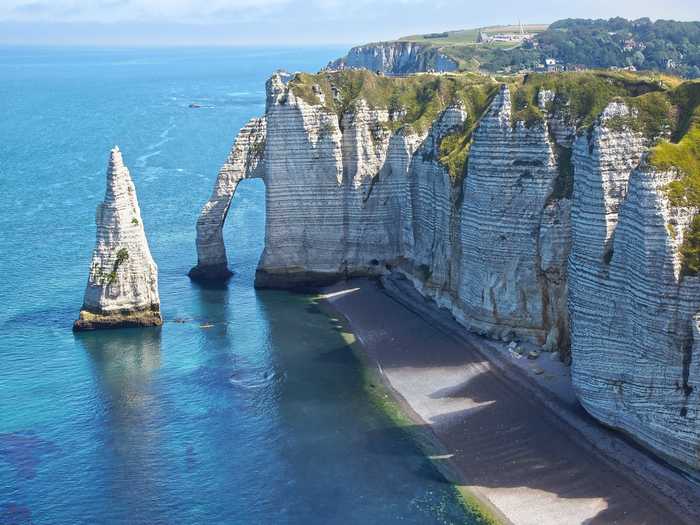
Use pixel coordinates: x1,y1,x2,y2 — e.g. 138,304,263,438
74,147,162,331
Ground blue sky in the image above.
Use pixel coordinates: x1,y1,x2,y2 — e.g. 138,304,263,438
1,0,698,45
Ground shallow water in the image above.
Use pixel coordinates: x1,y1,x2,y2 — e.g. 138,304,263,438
0,47,473,524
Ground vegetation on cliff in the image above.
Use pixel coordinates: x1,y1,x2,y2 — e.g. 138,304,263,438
507,75,700,277
289,70,700,186
536,18,700,79
289,70,497,133
290,71,700,269
339,18,700,78
508,71,676,133
644,81,700,275
289,70,500,181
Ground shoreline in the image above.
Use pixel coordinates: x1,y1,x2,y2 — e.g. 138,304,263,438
317,277,699,525
318,298,507,525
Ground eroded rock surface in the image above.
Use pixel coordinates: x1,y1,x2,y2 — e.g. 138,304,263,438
74,147,161,330
569,118,700,470
326,42,458,75
189,118,267,281
192,71,700,473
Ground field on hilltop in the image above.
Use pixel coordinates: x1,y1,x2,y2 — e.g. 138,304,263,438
346,18,700,79
398,24,547,46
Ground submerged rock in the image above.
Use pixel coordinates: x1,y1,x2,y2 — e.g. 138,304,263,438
74,147,162,331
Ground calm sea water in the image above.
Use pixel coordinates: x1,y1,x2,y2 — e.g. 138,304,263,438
0,47,472,524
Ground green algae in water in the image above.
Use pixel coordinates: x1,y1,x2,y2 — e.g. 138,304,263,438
319,298,501,525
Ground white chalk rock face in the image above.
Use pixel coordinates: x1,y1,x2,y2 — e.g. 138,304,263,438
569,109,700,471
458,86,569,344
399,87,571,349
189,117,267,281
192,74,700,472
401,102,466,288
326,42,458,75
193,78,571,351
74,147,161,330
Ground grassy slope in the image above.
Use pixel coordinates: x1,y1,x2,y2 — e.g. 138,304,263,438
398,28,480,45
398,24,548,46
288,70,499,182
507,71,677,132
649,81,700,274
288,69,498,135
390,24,548,72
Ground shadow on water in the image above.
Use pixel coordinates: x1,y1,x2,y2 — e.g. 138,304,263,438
189,278,231,292
74,328,166,522
250,290,470,524
76,327,163,383
191,278,231,325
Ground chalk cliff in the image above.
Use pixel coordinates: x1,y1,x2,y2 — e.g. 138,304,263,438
192,70,700,473
569,106,700,471
326,42,458,75
74,147,161,330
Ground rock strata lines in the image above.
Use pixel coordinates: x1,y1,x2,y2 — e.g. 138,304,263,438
192,71,700,473
74,147,161,331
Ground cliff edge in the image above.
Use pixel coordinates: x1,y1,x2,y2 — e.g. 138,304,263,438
326,41,458,75
193,69,700,474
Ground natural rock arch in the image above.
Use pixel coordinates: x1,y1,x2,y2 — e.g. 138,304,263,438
189,118,267,281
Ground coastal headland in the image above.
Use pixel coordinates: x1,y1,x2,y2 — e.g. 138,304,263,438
191,66,700,479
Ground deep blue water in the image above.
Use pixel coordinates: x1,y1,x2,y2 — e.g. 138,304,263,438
0,47,471,524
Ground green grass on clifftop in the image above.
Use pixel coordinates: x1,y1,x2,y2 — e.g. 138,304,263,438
289,70,498,134
288,70,697,186
290,70,500,182
396,25,548,46
508,71,675,132
290,70,700,276
644,81,700,275
437,86,499,181
654,127,700,207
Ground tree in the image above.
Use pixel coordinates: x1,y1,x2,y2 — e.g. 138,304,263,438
632,51,646,67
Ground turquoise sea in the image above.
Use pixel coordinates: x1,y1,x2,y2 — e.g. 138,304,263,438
0,47,472,524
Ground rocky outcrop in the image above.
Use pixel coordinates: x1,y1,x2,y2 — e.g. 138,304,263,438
74,147,161,331
326,42,458,75
193,75,571,341
569,111,700,471
459,86,568,346
192,71,700,473
189,118,267,281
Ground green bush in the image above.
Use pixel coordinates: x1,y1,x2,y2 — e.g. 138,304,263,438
654,127,700,207
681,215,700,276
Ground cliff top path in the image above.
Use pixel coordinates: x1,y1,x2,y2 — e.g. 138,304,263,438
322,278,698,525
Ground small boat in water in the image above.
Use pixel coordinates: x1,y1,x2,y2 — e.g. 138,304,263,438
189,103,202,108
